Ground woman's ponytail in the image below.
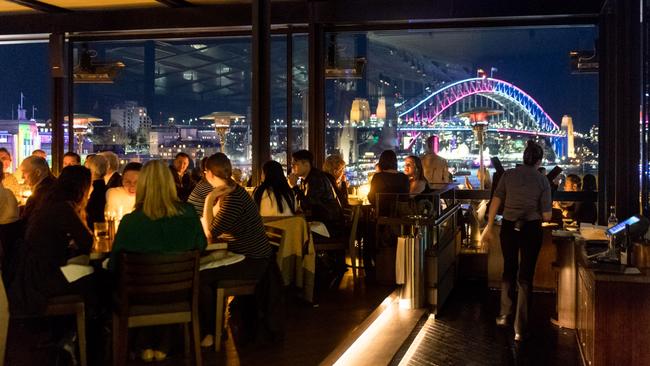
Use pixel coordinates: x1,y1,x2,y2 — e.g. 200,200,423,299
523,140,544,166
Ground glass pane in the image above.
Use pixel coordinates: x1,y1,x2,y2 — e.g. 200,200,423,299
324,27,599,190
292,34,309,156
270,35,287,166
73,37,253,178
0,42,51,171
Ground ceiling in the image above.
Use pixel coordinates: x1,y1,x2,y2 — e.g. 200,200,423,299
0,0,602,37
0,0,251,14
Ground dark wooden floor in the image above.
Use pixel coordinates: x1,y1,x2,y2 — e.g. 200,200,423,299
5,273,394,366
393,281,581,366
5,275,582,366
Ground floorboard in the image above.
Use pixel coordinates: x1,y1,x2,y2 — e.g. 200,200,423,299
394,281,581,366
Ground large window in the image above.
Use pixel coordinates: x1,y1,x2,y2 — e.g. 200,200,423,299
324,27,599,187
0,42,51,170
74,38,253,174
72,34,308,180
269,34,309,169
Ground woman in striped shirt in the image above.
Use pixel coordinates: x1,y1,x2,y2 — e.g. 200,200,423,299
199,152,272,348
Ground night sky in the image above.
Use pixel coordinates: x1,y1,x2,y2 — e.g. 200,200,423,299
0,26,598,132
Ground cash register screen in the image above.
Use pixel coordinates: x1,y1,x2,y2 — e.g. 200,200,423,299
606,216,641,236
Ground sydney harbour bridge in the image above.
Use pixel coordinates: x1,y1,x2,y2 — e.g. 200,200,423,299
323,77,567,170
395,77,564,156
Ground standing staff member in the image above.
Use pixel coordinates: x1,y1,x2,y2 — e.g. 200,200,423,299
481,140,552,342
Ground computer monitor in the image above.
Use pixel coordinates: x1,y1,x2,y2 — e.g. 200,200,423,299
606,215,644,236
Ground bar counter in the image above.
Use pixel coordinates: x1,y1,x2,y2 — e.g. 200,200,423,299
574,239,650,366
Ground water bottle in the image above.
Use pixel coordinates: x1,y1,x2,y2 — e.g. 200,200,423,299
607,205,618,228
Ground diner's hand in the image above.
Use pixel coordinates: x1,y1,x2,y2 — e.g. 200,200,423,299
480,225,492,248
211,185,235,200
288,173,299,188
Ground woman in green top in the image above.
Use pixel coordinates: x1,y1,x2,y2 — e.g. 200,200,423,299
109,160,207,362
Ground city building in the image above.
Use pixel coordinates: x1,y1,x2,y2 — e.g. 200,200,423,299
110,101,152,135
561,114,576,159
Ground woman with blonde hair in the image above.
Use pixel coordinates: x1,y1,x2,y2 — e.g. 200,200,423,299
108,160,206,362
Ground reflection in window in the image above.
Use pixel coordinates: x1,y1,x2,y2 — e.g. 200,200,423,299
0,43,51,170
324,27,598,190
73,38,254,178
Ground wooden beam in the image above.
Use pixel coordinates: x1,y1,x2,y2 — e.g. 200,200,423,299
155,0,194,8
50,33,65,175
7,0,70,13
0,0,602,36
0,3,305,35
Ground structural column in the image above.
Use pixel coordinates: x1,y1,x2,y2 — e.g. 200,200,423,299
598,0,641,221
251,0,271,185
50,33,65,175
308,13,325,168
286,27,293,174
67,40,74,153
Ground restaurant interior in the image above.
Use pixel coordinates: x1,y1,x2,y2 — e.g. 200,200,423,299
0,0,649,365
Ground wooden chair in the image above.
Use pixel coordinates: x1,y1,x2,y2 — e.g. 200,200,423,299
112,251,201,366
313,205,361,278
264,225,285,248
43,295,87,366
0,245,87,366
213,226,285,352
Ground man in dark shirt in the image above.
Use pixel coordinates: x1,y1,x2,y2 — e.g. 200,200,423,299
289,150,344,238
170,152,195,202
19,156,56,223
99,151,122,189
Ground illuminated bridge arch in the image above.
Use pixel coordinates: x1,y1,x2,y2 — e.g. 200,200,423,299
398,78,562,137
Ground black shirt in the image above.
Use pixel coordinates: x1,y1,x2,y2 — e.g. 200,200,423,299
86,179,107,228
10,201,93,316
106,172,122,189
170,167,195,202
293,168,344,236
368,171,410,216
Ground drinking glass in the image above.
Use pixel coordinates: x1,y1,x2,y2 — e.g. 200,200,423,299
93,222,110,252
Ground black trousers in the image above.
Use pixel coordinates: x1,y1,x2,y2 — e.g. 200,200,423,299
199,257,270,335
499,219,542,334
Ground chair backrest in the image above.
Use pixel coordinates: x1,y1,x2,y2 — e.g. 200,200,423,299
115,251,200,313
265,226,285,247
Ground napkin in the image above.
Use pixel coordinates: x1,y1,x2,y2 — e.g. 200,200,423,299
199,251,245,271
309,221,330,238
60,264,94,283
